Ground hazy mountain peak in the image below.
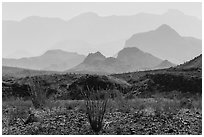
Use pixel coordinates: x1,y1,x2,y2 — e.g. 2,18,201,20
157,24,172,30
155,24,180,36
74,12,99,19
21,15,64,23
117,47,143,55
162,60,172,65
116,47,162,71
83,51,106,64
154,59,176,69
125,25,201,64
3,49,85,71
90,51,105,57
43,49,70,55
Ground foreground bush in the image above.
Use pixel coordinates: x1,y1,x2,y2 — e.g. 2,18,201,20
27,77,48,109
82,88,108,134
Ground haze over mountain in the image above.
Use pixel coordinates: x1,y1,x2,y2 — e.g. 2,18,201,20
3,49,85,71
2,66,57,78
68,47,165,74
3,9,201,58
125,24,202,64
5,50,34,59
117,47,162,71
153,60,176,70
68,51,129,74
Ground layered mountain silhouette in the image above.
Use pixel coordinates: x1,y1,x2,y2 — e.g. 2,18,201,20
153,60,176,70
3,9,201,58
68,51,129,74
3,22,201,73
68,47,165,74
125,24,202,64
3,49,85,71
117,47,162,71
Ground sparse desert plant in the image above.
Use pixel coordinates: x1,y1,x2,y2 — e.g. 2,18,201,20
81,87,108,134
27,77,47,109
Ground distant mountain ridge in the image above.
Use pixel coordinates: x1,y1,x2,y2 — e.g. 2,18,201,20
68,47,164,74
3,24,201,73
117,47,162,71
125,24,202,64
154,60,176,69
68,51,129,74
3,9,201,58
3,49,85,71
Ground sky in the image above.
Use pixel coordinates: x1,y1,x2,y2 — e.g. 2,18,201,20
3,2,202,21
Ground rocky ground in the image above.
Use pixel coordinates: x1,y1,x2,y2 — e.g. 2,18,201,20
2,106,202,135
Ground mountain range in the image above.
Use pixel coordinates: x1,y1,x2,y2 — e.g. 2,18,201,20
68,51,129,74
3,24,201,73
125,24,202,64
68,47,171,74
153,60,176,70
3,9,201,58
3,50,85,71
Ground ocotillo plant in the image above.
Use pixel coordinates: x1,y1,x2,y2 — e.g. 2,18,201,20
27,77,47,109
81,86,109,134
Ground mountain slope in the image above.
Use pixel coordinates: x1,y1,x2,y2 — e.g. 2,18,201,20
153,60,176,69
125,24,202,64
69,47,164,74
68,51,130,74
175,54,202,70
117,47,162,71
3,49,85,71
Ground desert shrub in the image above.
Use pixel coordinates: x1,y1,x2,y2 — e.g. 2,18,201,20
82,89,108,134
2,99,33,126
27,77,48,109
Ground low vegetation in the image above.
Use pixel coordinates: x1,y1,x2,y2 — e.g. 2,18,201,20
2,92,202,135
2,65,202,135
